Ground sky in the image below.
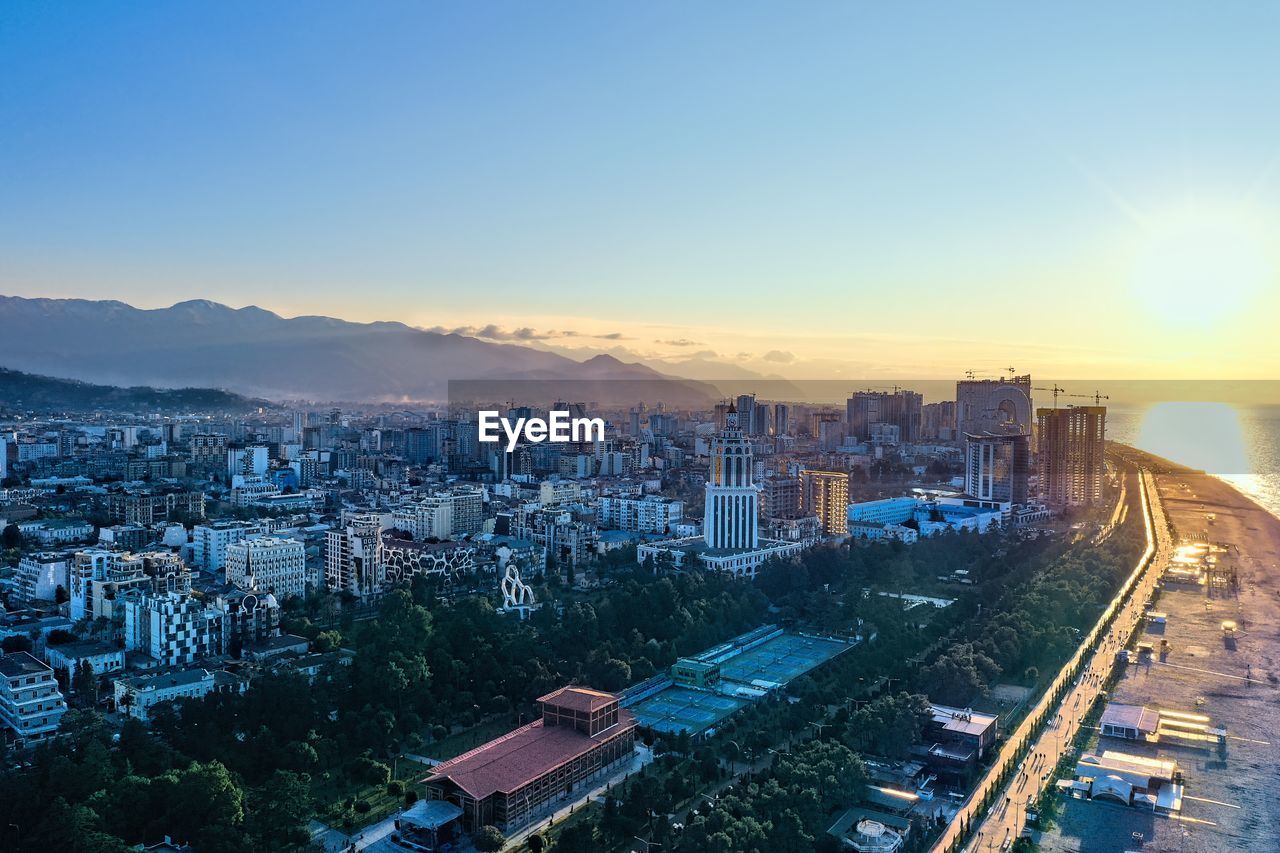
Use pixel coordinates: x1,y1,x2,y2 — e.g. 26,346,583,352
3,2,1280,379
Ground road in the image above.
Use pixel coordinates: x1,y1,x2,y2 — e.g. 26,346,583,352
931,467,1173,853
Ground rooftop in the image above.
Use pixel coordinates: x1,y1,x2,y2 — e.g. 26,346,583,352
0,651,52,677
427,706,634,800
538,685,618,713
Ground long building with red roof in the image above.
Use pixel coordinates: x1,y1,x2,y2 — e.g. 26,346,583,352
423,685,636,835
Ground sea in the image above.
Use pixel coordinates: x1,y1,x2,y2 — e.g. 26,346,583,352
1107,403,1280,522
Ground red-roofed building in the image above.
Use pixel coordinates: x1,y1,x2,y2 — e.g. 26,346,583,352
424,686,636,835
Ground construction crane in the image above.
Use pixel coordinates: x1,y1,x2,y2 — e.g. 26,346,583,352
1032,384,1067,407
1062,390,1110,406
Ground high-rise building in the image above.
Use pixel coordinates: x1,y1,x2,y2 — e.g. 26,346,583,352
772,403,789,437
846,390,922,442
964,433,1030,504
225,536,308,599
956,375,1033,436
325,513,385,598
922,401,957,440
801,470,849,536
704,408,759,550
1037,406,1106,506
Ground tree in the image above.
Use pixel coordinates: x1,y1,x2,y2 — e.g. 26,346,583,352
474,824,506,852
2,523,22,548
74,660,100,706
246,770,312,851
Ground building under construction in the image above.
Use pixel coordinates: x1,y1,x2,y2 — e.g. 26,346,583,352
1037,405,1106,506
955,374,1034,436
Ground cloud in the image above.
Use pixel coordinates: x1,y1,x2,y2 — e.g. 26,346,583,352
655,338,701,347
427,324,629,342
762,349,796,363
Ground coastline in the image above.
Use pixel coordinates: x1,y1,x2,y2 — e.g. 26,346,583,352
1047,444,1280,851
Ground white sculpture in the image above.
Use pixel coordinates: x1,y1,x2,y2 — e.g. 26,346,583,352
500,561,536,618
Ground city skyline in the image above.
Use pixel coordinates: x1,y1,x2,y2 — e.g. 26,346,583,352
4,3,1280,378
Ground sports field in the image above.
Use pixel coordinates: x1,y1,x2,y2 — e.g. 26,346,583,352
718,632,849,689
629,685,747,734
626,629,853,735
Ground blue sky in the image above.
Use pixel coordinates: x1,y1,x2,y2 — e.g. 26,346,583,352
3,2,1280,377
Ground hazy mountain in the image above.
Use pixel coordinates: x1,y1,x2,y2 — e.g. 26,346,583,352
0,296,716,405
0,366,272,414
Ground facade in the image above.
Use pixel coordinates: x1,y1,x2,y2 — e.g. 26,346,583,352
847,390,923,443
14,552,71,605
393,496,454,540
105,490,205,525
0,651,66,744
1037,405,1106,506
224,536,308,599
597,495,683,534
759,475,803,520
122,592,228,667
112,668,248,722
956,375,1033,436
704,408,759,550
801,470,849,536
325,513,385,598
192,521,263,574
69,549,192,623
45,641,126,685
424,686,636,835
963,433,1030,504
382,534,477,583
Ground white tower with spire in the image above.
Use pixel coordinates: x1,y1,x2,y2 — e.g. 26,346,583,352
703,405,759,550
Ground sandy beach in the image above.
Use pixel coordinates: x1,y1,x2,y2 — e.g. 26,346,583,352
1040,451,1280,852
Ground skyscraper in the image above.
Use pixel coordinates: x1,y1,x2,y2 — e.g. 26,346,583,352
704,407,759,550
1037,406,1106,506
964,433,1030,504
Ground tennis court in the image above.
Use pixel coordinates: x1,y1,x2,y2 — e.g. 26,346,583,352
628,685,747,735
718,633,851,689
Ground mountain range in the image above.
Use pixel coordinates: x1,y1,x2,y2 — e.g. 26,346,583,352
0,295,720,405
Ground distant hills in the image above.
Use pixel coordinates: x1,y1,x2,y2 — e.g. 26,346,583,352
0,296,718,404
0,366,272,414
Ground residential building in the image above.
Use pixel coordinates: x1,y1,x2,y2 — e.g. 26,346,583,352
15,552,71,605
192,521,264,574
224,536,308,599
325,513,385,598
597,495,683,534
113,668,246,722
1037,405,1106,506
801,470,849,536
0,652,66,744
45,641,126,686
105,490,205,525
122,592,228,667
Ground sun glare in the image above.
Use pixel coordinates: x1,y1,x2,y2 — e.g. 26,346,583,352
1130,214,1274,326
